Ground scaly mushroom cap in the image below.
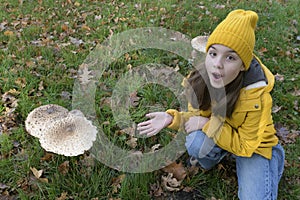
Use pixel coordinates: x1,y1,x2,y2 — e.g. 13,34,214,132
25,104,69,138
39,112,97,156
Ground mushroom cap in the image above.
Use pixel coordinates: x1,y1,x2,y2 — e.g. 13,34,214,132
39,112,97,156
191,36,208,53
25,104,69,138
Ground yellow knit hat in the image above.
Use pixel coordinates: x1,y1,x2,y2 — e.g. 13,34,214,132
206,9,258,70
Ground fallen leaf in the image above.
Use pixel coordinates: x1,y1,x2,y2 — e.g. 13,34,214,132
74,1,80,7
78,66,93,85
40,152,53,161
274,73,284,81
4,30,14,36
38,81,44,91
0,183,9,190
150,181,164,197
129,91,140,107
272,105,282,113
292,88,300,96
15,77,26,88
81,24,91,31
69,36,84,46
61,24,69,32
58,161,70,175
275,123,300,144
39,178,49,183
56,192,68,200
215,4,225,9
259,47,268,55
161,173,182,192
111,174,126,194
126,137,138,148
162,162,187,181
187,165,200,177
30,167,43,179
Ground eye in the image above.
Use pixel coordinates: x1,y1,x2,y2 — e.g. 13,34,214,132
208,51,217,57
226,54,238,61
227,55,235,60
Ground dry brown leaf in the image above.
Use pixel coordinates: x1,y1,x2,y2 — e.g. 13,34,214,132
272,105,282,113
259,47,268,55
215,4,225,9
4,30,14,36
150,181,164,197
40,152,54,161
161,173,182,192
74,1,80,7
61,24,69,32
274,73,285,82
129,91,140,107
81,24,91,31
56,192,68,200
162,162,187,181
30,167,43,179
78,66,93,85
15,78,26,88
187,165,200,177
39,178,49,183
38,81,44,91
126,137,138,148
111,174,126,194
58,161,70,175
275,123,300,144
292,88,300,97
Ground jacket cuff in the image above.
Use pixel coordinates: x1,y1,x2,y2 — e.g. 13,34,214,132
166,109,181,130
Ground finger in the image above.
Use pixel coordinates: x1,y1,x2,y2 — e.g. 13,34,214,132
184,123,191,133
137,124,152,131
137,120,151,127
147,129,158,137
139,127,155,135
185,126,190,133
184,121,190,129
146,112,157,118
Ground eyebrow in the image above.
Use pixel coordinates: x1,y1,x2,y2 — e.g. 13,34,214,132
210,45,237,53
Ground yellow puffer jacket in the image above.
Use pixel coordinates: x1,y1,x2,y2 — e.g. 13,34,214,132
166,56,278,159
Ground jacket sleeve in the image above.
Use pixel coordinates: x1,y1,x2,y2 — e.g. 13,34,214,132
166,104,211,131
202,92,273,157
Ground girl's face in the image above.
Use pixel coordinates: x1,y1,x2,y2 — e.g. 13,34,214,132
205,44,244,88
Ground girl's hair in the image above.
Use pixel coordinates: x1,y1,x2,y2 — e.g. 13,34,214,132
186,65,244,117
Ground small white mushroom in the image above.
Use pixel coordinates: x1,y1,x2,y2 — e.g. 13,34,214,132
39,111,97,156
191,35,208,53
25,104,69,138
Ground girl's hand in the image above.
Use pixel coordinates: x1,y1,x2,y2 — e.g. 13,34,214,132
185,116,209,133
137,112,173,137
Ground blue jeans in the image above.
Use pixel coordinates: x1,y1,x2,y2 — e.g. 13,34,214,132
185,130,285,200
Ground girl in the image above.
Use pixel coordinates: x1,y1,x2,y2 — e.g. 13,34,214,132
137,9,285,200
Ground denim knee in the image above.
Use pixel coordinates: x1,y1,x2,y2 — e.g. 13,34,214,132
185,130,227,170
185,130,206,158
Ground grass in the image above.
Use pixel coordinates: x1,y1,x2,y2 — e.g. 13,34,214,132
0,0,299,199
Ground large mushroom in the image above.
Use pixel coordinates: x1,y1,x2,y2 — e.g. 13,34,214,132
39,111,97,156
25,104,97,156
25,104,69,138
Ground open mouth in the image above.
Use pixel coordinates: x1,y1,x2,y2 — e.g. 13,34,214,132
212,72,223,80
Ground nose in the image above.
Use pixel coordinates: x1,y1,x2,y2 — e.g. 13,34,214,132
214,57,223,69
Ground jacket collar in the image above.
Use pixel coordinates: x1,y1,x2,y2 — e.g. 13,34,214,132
243,57,267,87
